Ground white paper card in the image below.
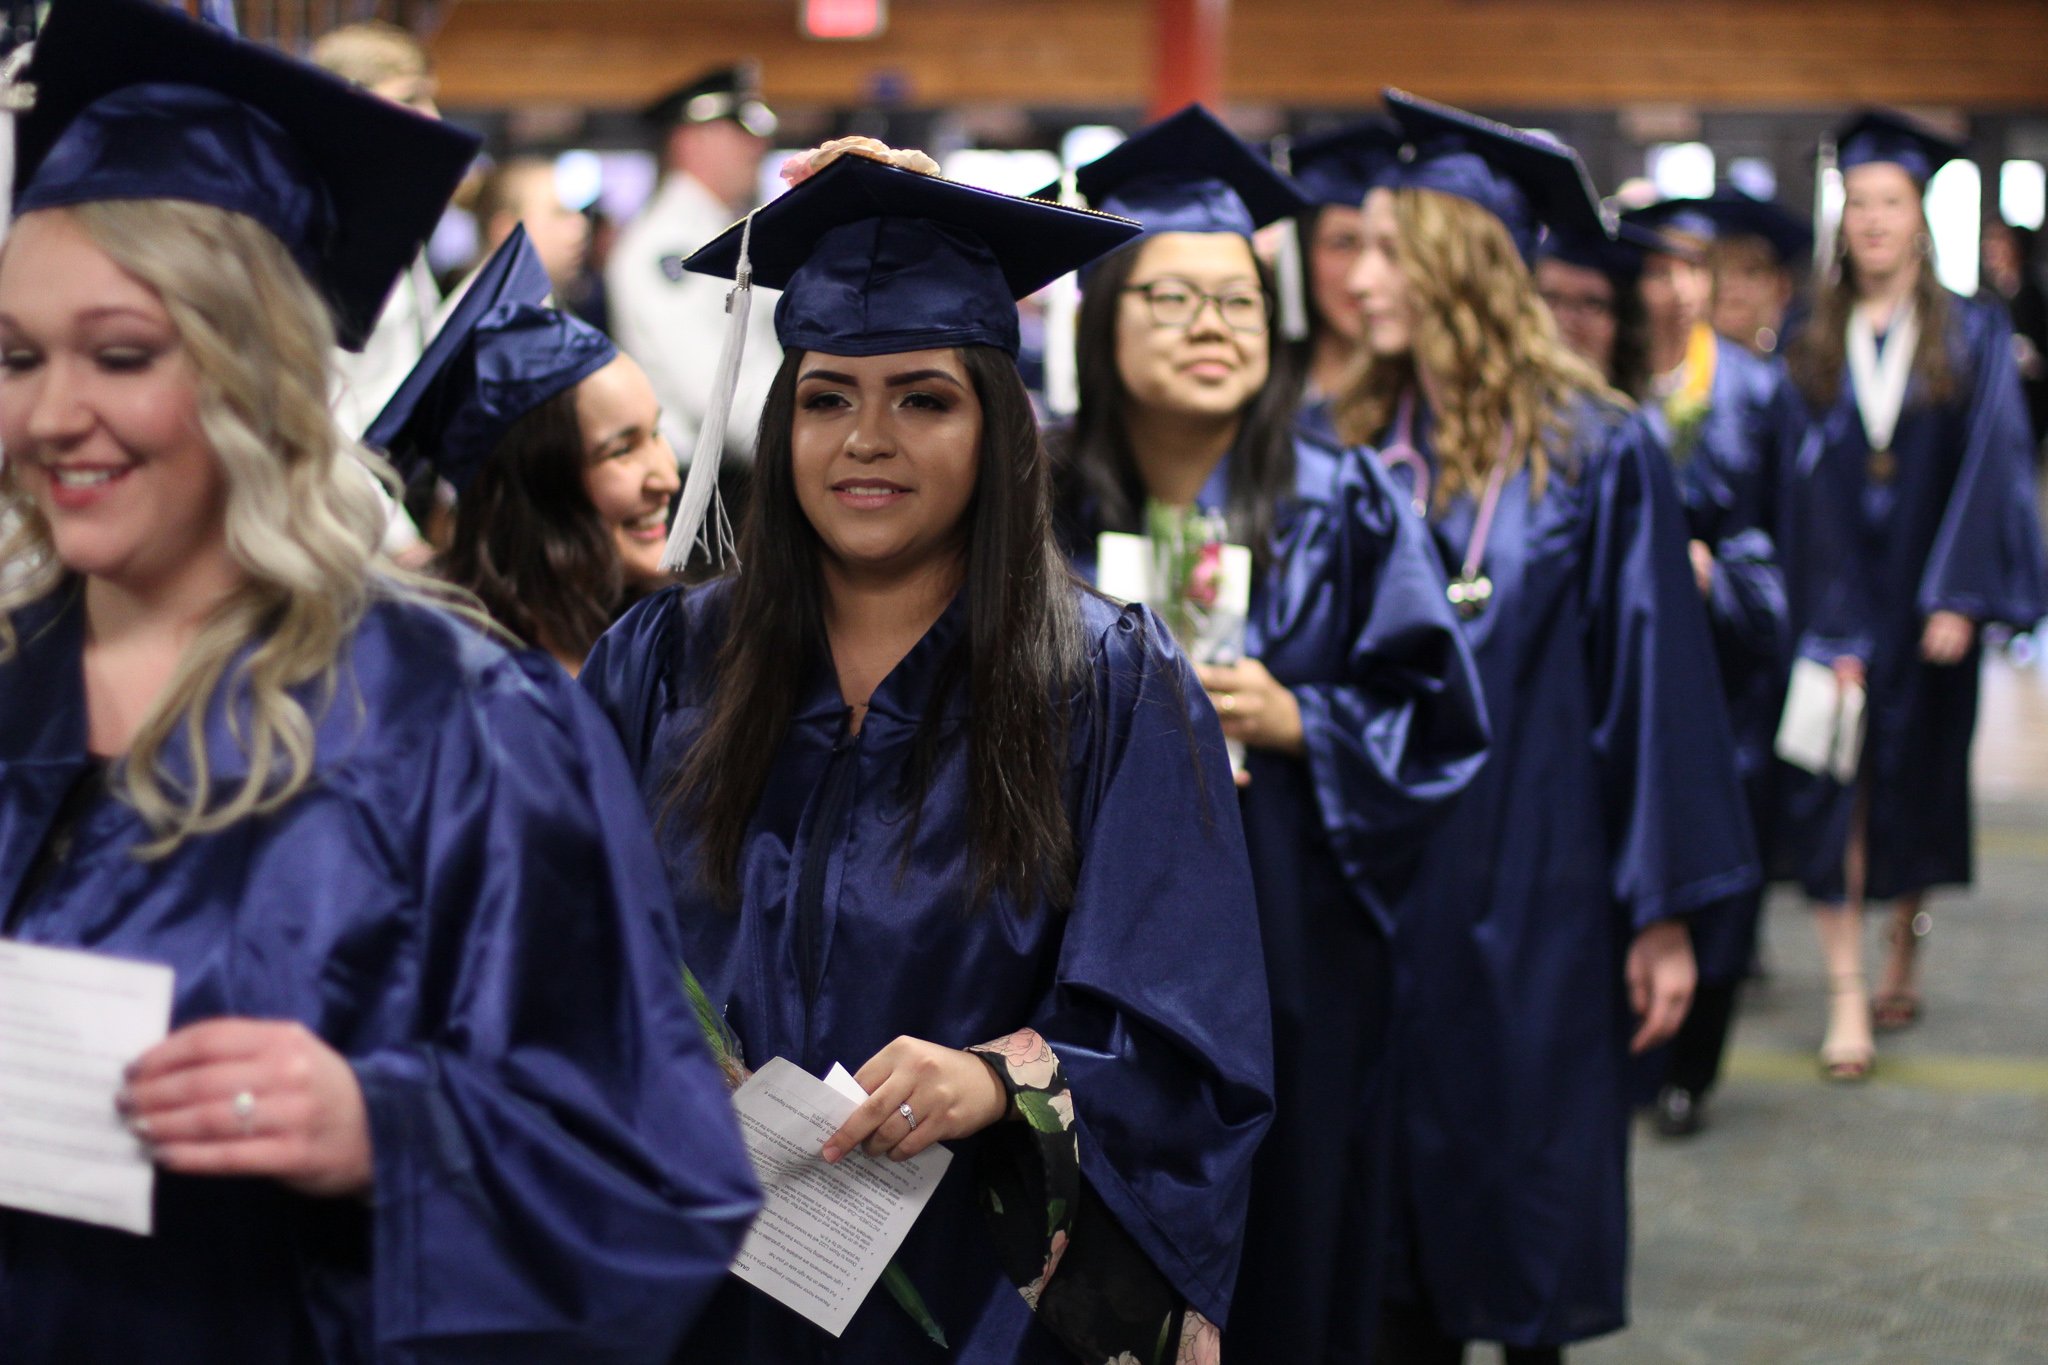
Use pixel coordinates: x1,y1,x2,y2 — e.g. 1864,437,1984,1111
0,940,173,1235
728,1056,952,1337
1832,677,1866,785
1774,657,1839,776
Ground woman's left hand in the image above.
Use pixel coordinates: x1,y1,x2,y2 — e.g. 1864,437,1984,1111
1688,539,1716,598
1625,919,1697,1055
121,1019,373,1199
1920,610,1975,665
823,1036,1009,1164
1196,659,1305,758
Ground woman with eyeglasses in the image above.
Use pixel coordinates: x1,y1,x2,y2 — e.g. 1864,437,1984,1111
1052,106,1490,1364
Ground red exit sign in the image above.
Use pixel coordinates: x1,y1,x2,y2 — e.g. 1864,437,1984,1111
802,0,888,40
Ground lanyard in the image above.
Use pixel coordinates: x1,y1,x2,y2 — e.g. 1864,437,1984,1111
1846,300,1918,459
1378,390,1513,619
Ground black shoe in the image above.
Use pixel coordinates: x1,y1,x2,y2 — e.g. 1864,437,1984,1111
1653,1085,1704,1139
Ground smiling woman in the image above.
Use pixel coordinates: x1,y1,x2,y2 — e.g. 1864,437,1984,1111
0,3,758,1360
365,227,680,675
580,147,1276,1364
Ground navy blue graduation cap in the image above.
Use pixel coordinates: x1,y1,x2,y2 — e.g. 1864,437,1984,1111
1541,220,1660,287
1046,104,1309,237
1380,89,1608,263
1834,110,1967,186
363,226,616,492
1624,189,1813,268
1282,116,1404,209
12,0,477,352
639,62,777,138
686,151,1143,357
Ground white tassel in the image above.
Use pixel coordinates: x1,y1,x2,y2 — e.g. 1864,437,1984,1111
1274,215,1309,343
0,40,37,242
656,210,754,575
1042,169,1083,419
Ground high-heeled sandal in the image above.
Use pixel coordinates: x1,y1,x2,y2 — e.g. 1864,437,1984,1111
1873,911,1929,1032
1820,973,1875,1083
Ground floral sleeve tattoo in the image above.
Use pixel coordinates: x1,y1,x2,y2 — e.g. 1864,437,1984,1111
967,1029,1222,1365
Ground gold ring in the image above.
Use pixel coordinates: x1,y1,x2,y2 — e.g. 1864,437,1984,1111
1217,693,1236,714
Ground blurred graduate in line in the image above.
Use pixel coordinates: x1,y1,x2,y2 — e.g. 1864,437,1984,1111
1274,116,1405,446
1703,188,1813,358
1617,196,1796,1133
1333,92,1757,1363
1534,220,1652,400
1775,113,2048,1079
0,2,758,1359
581,140,1275,1363
1049,105,1490,1364
365,228,679,675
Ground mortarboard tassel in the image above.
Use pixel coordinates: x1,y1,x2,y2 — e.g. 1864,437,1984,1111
1273,215,1309,343
1041,169,1083,418
657,209,752,574
0,38,36,240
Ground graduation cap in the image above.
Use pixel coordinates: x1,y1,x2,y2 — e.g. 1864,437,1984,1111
363,226,616,493
639,62,777,139
687,151,1144,358
13,0,479,352
1540,219,1660,287
1624,189,1813,268
1282,116,1405,210
1380,89,1609,263
1041,104,1309,237
1833,110,1967,186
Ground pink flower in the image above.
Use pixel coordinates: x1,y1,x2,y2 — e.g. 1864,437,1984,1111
781,137,941,188
1178,1312,1222,1365
977,1028,1059,1091
1186,541,1224,609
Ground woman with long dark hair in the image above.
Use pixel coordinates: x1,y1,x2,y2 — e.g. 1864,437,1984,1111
1776,113,2047,1077
580,144,1274,1363
0,4,757,1358
367,229,679,674
1051,106,1490,1364
1334,92,1757,1363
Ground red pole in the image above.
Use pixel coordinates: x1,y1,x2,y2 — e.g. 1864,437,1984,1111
1150,0,1228,120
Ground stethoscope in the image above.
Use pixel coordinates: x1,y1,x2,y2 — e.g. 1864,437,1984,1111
1376,389,1511,620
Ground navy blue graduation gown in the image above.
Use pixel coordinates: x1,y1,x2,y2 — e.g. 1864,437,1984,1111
1059,433,1491,1363
0,588,760,1363
1643,336,1793,980
1773,293,2048,901
1384,398,1758,1347
580,583,1274,1362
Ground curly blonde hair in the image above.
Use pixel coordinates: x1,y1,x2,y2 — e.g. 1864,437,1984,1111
1334,187,1620,512
0,200,446,855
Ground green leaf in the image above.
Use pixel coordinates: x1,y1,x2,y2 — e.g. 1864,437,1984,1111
1014,1090,1066,1134
881,1261,949,1349
1047,1196,1068,1238
679,961,745,1088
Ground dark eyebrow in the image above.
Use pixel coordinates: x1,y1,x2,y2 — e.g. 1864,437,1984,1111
797,367,963,389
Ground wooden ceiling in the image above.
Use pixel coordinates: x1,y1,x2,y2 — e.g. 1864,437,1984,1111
425,0,2048,113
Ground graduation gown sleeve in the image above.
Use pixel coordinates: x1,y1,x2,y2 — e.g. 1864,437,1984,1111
1023,606,1274,1330
1919,298,2048,628
1286,448,1490,927
1581,415,1762,931
349,652,761,1362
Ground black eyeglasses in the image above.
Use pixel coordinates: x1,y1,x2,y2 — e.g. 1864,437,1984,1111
1122,278,1271,335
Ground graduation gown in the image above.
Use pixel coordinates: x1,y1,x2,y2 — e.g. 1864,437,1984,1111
1644,336,1793,979
0,588,761,1365
580,583,1274,1363
1773,293,2048,901
1059,432,1491,1364
1384,398,1758,1347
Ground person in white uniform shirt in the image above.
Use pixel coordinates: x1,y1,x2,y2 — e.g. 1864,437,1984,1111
606,64,782,498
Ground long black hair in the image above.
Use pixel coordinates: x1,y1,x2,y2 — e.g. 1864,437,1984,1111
670,344,1087,915
1056,235,1305,574
436,388,623,661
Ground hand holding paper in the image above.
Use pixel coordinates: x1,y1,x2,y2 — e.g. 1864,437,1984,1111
729,1057,953,1338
